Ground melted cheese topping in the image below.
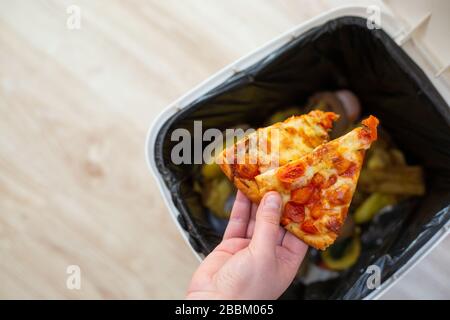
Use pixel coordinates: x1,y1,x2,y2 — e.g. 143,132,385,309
255,118,378,250
218,110,338,178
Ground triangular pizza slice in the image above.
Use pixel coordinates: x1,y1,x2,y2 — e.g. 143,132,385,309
255,116,379,250
216,110,339,203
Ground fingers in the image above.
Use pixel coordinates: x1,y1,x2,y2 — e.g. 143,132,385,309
276,228,287,246
250,191,282,253
187,237,252,296
247,202,285,244
281,232,308,257
276,232,308,271
214,238,252,255
245,203,258,238
223,191,252,240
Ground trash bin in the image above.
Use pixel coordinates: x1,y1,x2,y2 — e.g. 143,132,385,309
146,3,450,299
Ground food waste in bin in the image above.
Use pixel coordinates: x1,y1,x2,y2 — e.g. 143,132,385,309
193,91,425,284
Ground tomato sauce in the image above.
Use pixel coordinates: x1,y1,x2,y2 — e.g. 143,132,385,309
361,115,379,141
301,220,318,234
328,184,352,205
341,162,358,177
291,186,314,204
326,216,341,233
283,201,305,223
277,162,305,183
332,155,354,175
233,162,259,179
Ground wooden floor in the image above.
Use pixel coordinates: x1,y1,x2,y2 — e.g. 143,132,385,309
0,0,448,299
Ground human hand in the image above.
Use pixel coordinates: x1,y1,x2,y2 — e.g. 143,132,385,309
186,191,308,300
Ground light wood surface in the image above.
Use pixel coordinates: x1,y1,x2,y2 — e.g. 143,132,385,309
0,0,448,299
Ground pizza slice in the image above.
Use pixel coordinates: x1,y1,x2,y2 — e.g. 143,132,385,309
255,116,379,250
216,110,339,203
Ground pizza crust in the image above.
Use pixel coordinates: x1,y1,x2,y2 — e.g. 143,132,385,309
217,146,263,203
285,222,338,250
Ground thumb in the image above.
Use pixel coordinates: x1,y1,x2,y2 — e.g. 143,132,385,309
250,191,282,252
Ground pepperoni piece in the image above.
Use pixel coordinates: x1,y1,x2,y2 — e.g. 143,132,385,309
277,163,305,184
280,216,292,226
361,115,379,142
311,172,338,189
306,187,321,205
341,162,358,178
283,202,305,223
232,154,260,179
311,173,325,187
321,112,340,129
309,110,339,130
328,185,352,205
291,186,314,204
301,220,319,234
310,205,335,220
326,216,341,233
310,205,324,219
323,174,338,188
233,162,259,179
358,127,372,142
332,155,355,175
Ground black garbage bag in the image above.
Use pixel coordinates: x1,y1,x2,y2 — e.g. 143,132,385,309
152,17,450,299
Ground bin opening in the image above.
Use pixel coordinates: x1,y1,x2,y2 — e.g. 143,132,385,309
153,17,450,299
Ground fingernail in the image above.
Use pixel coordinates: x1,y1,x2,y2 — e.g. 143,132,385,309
264,193,281,210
